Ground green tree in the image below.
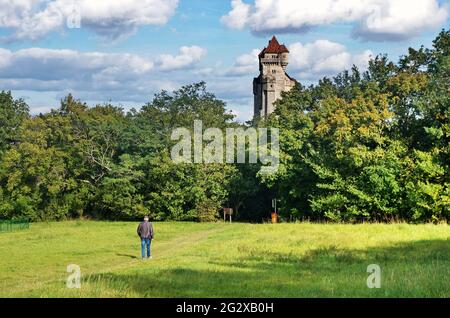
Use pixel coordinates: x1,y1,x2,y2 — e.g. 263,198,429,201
0,91,29,154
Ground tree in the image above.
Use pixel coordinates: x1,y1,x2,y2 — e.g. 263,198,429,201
96,154,149,220
0,91,29,153
0,117,69,220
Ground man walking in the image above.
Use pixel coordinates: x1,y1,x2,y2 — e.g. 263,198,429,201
137,216,154,260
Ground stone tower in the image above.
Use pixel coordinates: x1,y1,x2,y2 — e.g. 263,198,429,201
253,36,296,119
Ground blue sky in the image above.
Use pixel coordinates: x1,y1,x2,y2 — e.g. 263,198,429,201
0,0,448,121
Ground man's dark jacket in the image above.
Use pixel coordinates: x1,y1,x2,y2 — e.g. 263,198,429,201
137,221,154,239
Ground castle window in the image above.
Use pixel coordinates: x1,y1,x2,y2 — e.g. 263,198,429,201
272,70,276,74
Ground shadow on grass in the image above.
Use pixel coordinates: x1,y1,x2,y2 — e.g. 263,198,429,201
86,239,449,298
116,253,138,259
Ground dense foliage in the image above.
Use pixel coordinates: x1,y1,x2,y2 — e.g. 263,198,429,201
0,30,448,222
264,30,449,222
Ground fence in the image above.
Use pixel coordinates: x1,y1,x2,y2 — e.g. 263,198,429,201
0,220,30,233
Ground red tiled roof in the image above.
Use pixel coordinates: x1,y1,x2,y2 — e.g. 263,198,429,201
259,36,289,56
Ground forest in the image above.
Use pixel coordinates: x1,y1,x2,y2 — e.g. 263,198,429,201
0,29,448,223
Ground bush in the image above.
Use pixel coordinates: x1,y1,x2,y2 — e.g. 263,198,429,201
196,199,220,222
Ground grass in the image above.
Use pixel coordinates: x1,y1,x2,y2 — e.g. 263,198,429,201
0,221,448,298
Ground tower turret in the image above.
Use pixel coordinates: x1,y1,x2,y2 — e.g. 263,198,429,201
253,36,296,119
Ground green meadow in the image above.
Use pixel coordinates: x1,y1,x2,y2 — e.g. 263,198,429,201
0,221,448,298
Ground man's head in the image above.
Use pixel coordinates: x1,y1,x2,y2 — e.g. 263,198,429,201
143,216,149,222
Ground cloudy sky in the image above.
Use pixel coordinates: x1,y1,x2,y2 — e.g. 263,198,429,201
0,0,448,121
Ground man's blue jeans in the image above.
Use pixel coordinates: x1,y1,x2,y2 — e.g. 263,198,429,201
141,238,151,258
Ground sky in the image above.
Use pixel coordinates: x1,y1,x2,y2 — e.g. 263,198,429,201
0,0,449,121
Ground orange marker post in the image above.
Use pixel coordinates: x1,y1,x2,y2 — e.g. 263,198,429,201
271,212,278,224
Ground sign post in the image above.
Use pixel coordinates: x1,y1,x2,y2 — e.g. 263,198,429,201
223,208,233,223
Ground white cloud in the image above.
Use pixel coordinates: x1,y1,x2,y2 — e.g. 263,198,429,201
227,98,254,122
0,48,153,83
0,0,179,41
158,46,207,71
221,0,251,30
221,0,448,41
0,47,158,102
0,45,210,109
225,48,260,76
289,40,373,79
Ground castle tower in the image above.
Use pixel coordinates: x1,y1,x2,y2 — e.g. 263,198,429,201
253,36,296,119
